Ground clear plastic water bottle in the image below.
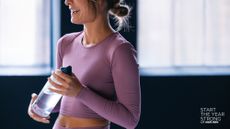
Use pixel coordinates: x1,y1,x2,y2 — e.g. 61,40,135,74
31,66,72,117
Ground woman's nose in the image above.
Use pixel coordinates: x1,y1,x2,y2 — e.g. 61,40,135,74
64,0,71,6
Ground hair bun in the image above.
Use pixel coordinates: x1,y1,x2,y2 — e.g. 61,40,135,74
110,4,129,17
108,1,131,31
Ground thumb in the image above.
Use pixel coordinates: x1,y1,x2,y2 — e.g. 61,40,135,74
30,93,38,105
71,73,77,79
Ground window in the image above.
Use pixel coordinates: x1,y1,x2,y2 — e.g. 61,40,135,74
0,0,60,75
138,0,230,75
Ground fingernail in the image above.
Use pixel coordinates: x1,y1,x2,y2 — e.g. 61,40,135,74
31,93,36,97
42,118,50,123
56,70,61,74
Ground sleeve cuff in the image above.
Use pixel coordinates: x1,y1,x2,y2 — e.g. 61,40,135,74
76,85,89,101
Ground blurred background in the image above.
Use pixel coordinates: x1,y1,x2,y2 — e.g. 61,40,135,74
0,0,229,129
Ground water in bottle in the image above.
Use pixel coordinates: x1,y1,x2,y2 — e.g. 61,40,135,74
31,66,72,117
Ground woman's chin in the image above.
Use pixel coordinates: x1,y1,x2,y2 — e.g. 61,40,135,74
70,19,82,25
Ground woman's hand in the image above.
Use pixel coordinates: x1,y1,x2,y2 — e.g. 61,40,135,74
27,93,50,124
48,70,82,97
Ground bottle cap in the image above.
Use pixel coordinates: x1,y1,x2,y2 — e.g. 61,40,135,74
61,66,72,75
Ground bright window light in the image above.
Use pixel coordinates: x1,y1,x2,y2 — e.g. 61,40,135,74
138,0,230,76
0,0,57,75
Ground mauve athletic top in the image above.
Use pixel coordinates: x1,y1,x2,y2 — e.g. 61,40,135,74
55,31,141,129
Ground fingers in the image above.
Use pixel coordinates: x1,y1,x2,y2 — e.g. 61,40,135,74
52,69,78,87
29,93,37,105
35,118,50,124
71,73,80,81
28,93,50,124
48,86,65,95
29,111,50,124
48,78,66,95
49,69,82,97
52,70,72,88
55,70,73,83
52,71,65,85
48,77,66,90
28,93,37,114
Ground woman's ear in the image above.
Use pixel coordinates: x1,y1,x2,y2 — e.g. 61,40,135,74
95,0,108,13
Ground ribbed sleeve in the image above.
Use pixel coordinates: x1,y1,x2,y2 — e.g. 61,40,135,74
77,43,141,129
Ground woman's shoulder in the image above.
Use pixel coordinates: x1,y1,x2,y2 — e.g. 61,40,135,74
107,32,136,62
56,31,83,54
107,32,132,50
109,32,135,52
58,31,83,45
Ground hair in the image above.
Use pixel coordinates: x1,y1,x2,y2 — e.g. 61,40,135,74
90,0,131,31
107,0,131,31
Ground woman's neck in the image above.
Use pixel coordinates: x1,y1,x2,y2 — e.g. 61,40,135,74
83,16,115,46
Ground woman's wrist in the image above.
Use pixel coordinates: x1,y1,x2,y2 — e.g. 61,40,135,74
76,84,83,97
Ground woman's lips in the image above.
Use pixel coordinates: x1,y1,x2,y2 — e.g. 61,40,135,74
72,10,80,14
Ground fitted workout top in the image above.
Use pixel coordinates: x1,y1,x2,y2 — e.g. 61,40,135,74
55,31,141,129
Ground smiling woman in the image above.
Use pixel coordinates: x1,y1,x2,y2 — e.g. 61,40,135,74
0,0,51,75
27,0,141,129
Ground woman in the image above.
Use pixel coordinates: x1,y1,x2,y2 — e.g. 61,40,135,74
28,0,141,129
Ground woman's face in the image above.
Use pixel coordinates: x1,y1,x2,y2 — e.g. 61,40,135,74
65,0,97,24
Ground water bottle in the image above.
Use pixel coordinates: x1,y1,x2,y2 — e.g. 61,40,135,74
31,66,72,117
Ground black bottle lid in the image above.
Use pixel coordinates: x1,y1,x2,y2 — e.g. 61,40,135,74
61,66,72,75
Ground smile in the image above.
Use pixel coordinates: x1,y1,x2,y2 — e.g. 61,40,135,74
72,10,80,14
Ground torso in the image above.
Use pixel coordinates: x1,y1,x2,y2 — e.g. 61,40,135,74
58,31,128,118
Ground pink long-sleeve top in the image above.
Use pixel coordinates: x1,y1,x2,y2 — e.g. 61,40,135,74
55,31,141,129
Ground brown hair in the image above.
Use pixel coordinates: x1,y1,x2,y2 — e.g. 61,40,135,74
90,0,131,31
107,0,131,31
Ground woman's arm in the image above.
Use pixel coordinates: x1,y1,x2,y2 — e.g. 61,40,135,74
77,43,141,129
